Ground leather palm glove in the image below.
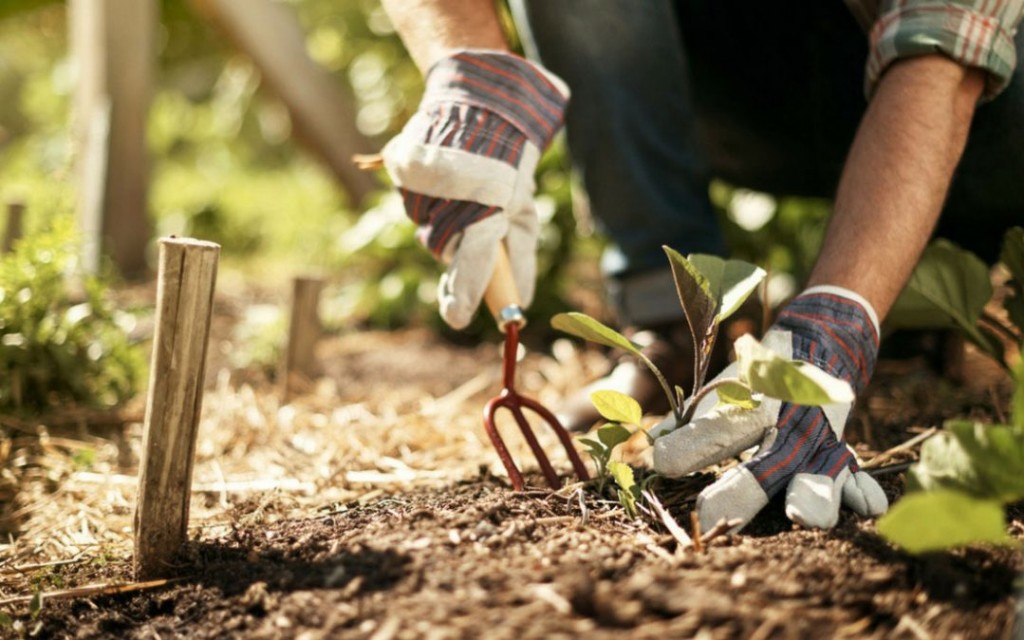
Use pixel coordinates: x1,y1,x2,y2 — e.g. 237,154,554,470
651,286,889,532
381,50,569,329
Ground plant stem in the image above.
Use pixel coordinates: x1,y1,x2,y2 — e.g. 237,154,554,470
681,376,746,424
635,352,681,422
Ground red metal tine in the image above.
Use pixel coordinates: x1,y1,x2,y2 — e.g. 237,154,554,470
482,323,591,490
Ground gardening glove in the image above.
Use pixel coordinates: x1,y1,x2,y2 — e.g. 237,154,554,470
651,286,889,532
381,50,569,329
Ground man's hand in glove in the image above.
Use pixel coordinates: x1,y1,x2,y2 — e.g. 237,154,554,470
651,286,890,532
381,50,569,329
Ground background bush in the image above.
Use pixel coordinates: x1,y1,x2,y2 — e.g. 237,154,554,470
0,218,145,413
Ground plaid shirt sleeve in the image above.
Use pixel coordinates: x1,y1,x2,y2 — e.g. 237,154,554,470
846,0,1024,100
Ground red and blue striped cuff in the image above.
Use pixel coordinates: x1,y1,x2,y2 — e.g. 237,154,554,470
774,291,880,394
400,188,499,258
422,51,568,154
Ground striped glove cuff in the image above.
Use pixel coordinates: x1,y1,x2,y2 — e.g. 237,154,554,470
422,51,570,159
772,286,880,394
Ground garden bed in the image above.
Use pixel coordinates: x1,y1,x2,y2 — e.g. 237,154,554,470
2,303,1021,639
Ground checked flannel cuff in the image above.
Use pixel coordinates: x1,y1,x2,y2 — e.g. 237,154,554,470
401,52,568,257
854,0,1024,100
747,287,880,497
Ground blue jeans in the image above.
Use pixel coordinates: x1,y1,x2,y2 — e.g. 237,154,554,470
511,0,1024,325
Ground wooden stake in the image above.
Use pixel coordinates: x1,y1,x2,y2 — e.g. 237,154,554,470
280,276,324,402
134,238,219,579
2,199,24,254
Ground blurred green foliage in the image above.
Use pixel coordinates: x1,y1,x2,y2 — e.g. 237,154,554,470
0,0,583,337
0,217,144,412
0,1,820,341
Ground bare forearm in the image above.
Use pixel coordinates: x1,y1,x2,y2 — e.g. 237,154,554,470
809,55,985,318
380,0,509,72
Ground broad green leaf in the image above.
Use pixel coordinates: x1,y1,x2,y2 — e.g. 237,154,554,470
908,421,1024,501
948,420,1024,502
608,461,639,518
715,380,759,409
1000,227,1024,284
877,490,1011,554
907,430,981,495
734,335,854,405
596,422,633,449
689,254,766,322
664,246,718,392
1000,228,1024,332
551,313,642,356
888,240,999,359
591,390,643,426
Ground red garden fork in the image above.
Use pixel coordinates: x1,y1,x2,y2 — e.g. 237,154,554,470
350,155,589,490
482,248,590,491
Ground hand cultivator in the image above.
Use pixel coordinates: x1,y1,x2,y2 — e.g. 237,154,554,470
481,248,590,491
353,153,588,490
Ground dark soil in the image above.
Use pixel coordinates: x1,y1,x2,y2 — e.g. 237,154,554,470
30,476,1024,639
9,326,1024,639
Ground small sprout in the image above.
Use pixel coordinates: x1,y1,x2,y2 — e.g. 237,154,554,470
607,461,640,519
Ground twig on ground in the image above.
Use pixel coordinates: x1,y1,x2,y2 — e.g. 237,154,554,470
0,577,186,608
865,461,915,477
0,556,84,575
690,511,704,553
640,490,692,550
700,518,742,545
861,427,938,469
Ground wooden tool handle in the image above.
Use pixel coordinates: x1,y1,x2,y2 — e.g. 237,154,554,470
484,245,524,330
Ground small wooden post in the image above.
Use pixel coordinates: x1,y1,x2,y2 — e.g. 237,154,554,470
2,199,24,254
280,276,324,402
134,238,219,579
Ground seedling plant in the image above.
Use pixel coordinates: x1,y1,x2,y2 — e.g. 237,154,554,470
877,227,1024,553
553,246,856,518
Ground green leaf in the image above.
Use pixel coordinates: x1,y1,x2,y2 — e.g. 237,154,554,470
1014,356,1024,431
608,461,639,518
948,420,1024,501
888,240,1000,359
688,254,766,322
1000,228,1024,334
715,380,759,409
664,247,718,392
590,390,643,426
551,313,642,356
0,612,11,628
1000,227,1024,284
577,437,605,457
29,591,41,620
907,429,982,495
596,422,633,450
734,334,854,405
908,421,1024,503
877,490,1011,554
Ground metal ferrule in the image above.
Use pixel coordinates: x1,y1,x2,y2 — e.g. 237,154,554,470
495,305,526,333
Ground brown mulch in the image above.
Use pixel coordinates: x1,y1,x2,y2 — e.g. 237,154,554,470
1,285,1022,639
